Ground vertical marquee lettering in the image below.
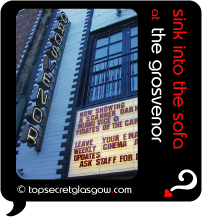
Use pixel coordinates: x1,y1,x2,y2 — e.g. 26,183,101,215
61,12,68,24
27,126,39,145
32,107,44,124
55,32,63,46
57,11,68,24
20,124,39,147
37,88,48,107
20,11,69,150
26,106,44,125
36,71,52,90
58,22,65,35
31,86,48,108
42,72,52,89
51,45,59,59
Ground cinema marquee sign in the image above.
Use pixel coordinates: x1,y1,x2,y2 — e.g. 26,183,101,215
20,11,69,151
68,98,138,177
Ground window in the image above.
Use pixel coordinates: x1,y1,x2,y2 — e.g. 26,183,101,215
82,19,138,106
130,26,138,92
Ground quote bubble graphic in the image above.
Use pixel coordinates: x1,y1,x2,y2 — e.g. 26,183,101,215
7,201,26,216
170,169,197,192
164,169,197,197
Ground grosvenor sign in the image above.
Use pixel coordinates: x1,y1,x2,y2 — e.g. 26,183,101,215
20,11,69,151
68,98,138,177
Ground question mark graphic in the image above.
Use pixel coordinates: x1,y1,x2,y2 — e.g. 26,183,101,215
164,169,197,197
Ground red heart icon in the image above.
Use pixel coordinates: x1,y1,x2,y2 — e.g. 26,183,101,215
164,189,173,198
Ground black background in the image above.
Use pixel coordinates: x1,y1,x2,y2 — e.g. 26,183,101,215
1,1,201,214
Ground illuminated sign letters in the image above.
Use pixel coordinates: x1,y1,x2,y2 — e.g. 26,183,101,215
68,98,138,177
46,11,68,60
20,11,69,150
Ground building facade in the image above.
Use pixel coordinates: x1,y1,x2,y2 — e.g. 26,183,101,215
16,9,138,180
16,9,41,70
